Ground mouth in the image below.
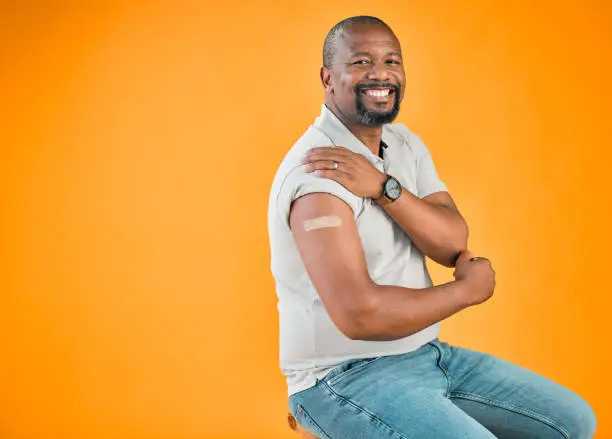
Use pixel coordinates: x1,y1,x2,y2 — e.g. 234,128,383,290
359,87,396,103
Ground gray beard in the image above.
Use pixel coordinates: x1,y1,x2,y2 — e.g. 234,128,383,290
355,93,400,126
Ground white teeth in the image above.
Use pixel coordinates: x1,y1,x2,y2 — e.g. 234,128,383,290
365,89,390,97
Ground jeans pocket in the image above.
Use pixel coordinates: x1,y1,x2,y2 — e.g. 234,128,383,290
326,356,383,386
296,404,331,439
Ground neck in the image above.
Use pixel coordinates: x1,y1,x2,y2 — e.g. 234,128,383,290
325,103,383,156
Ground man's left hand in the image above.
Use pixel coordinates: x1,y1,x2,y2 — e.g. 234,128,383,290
301,146,387,199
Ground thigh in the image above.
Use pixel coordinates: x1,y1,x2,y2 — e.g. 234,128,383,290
289,348,497,439
432,339,597,439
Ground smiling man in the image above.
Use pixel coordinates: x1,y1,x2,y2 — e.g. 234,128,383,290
267,16,596,439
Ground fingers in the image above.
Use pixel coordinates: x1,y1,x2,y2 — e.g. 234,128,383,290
456,249,474,264
470,256,491,265
311,168,351,180
305,146,351,156
301,146,354,164
304,160,346,173
457,250,493,266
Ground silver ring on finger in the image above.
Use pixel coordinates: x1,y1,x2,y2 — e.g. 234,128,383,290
332,160,339,170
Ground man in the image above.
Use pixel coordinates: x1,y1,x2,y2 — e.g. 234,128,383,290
267,15,596,439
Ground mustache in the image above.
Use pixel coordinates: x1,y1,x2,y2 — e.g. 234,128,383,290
355,83,400,93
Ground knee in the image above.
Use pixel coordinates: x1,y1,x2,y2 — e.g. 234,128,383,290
577,401,597,439
564,394,597,439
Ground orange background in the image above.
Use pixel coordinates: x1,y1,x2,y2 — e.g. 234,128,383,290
1,1,611,438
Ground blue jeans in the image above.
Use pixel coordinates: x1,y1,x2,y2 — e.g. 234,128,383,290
288,339,596,438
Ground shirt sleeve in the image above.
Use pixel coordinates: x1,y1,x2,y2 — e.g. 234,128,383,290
392,123,448,199
276,165,362,229
413,134,448,198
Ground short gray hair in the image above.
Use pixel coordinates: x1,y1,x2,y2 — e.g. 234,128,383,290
322,16,393,68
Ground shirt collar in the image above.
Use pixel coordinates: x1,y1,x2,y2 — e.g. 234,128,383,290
312,104,394,165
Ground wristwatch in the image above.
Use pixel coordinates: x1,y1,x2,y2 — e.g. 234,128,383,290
375,175,402,206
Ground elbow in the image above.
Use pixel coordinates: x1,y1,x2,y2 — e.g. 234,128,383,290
461,220,469,248
345,305,420,342
342,315,371,341
446,221,469,267
454,219,469,252
337,287,379,341
340,297,422,342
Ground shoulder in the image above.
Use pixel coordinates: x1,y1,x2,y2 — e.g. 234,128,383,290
385,122,415,141
272,125,361,213
384,122,429,157
284,126,334,167
271,126,332,184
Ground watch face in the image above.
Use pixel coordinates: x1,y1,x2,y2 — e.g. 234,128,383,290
385,177,402,200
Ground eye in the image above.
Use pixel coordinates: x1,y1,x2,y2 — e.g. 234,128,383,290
353,59,369,65
386,59,401,65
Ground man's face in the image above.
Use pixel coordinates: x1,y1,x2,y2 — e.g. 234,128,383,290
324,23,405,126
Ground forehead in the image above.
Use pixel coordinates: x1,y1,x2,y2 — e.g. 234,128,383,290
337,23,401,56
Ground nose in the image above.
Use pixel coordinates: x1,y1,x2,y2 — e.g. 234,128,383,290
366,61,390,81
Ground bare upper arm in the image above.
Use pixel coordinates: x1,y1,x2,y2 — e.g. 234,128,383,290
289,192,373,339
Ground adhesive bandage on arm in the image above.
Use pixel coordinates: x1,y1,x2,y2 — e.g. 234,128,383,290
303,215,342,232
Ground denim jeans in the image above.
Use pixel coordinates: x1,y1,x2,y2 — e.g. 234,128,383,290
288,339,596,439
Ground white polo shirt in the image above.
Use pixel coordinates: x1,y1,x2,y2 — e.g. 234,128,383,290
268,104,448,397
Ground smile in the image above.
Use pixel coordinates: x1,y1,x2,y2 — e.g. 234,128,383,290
360,88,395,103
363,88,392,97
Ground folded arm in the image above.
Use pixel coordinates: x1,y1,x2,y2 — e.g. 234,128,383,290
378,189,468,267
302,139,467,268
289,192,474,341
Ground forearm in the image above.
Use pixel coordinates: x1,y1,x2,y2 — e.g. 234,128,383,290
351,280,472,342
380,188,468,267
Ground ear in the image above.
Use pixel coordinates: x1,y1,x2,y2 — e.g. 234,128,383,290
320,66,333,94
